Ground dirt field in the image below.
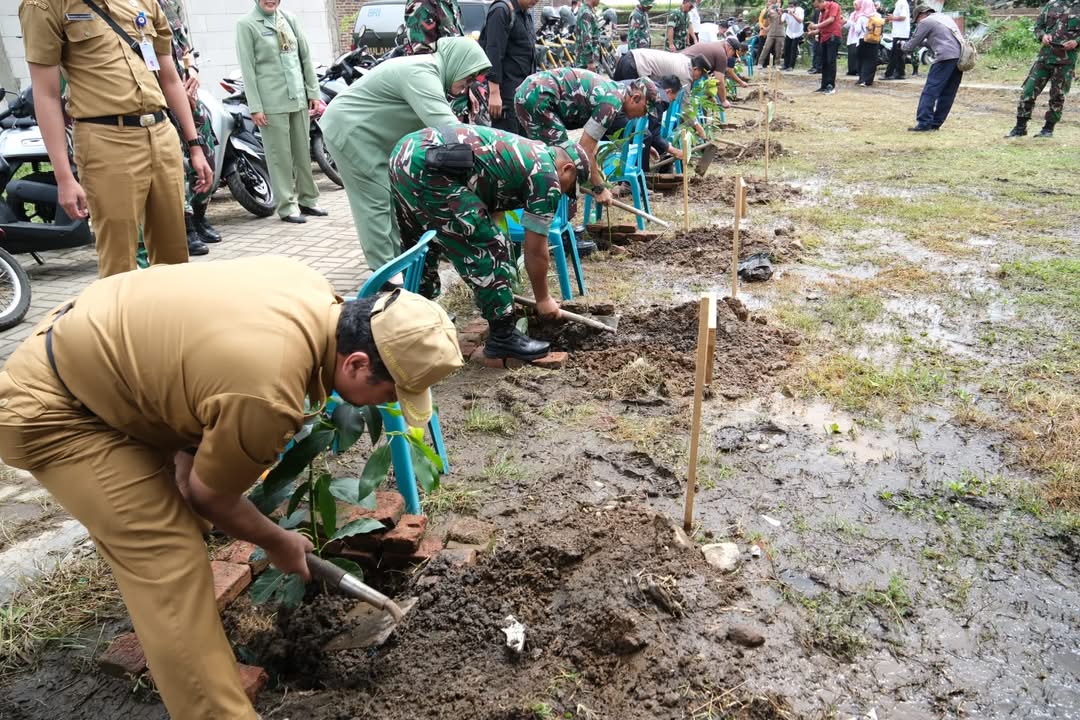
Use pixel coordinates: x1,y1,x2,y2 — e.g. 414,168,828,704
1,72,1077,720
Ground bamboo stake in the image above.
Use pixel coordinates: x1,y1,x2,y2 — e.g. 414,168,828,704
705,294,718,384
765,104,771,182
731,176,744,299
682,130,691,232
684,292,715,532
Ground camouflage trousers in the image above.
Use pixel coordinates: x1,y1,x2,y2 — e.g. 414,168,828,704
182,100,218,214
1017,57,1076,124
514,92,570,146
388,153,515,322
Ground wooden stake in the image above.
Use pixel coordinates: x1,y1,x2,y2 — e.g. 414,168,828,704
682,130,691,232
684,292,716,532
764,105,771,182
731,176,744,299
704,294,718,384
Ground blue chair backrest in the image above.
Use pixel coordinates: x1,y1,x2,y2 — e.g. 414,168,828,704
661,89,686,143
357,230,436,297
622,117,649,174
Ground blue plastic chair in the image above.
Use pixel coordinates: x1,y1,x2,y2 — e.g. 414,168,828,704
504,196,586,299
582,116,651,231
346,229,448,515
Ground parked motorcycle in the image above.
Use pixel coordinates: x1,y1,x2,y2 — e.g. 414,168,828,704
215,77,277,217
0,85,95,329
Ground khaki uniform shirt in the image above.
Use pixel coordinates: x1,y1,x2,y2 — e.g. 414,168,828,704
19,0,172,118
50,257,342,494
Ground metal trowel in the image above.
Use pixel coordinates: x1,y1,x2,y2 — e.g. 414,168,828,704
307,553,418,650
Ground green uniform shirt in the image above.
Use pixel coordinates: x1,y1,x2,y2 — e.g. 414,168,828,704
235,7,318,114
1034,0,1080,64
405,0,464,54
667,8,690,49
575,5,600,67
516,68,624,140
629,6,652,49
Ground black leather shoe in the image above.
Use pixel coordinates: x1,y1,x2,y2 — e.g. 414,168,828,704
187,231,209,256
282,214,307,224
908,125,933,132
299,205,328,217
483,318,550,361
193,215,221,243
1034,123,1054,138
576,238,597,257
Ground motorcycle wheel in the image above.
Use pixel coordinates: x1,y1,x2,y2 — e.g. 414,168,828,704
227,154,275,218
312,134,343,187
0,248,32,331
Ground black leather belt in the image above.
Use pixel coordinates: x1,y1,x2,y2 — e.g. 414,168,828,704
45,303,74,396
79,110,167,128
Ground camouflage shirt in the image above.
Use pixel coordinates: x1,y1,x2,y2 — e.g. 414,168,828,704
404,0,465,54
667,9,690,49
628,6,652,49
157,0,194,78
575,5,601,67
393,125,563,234
1034,0,1080,64
517,68,625,140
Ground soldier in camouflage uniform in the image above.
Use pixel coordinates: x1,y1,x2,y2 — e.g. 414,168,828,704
628,0,655,49
389,125,590,361
159,0,219,252
403,0,490,125
666,0,697,51
1006,0,1080,138
575,0,602,69
514,68,657,205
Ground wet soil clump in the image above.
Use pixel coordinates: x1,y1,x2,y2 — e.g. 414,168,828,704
686,176,802,206
715,137,785,161
252,504,793,720
627,224,802,269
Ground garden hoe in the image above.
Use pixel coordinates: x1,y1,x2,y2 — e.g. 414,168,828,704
307,553,419,650
513,294,619,333
652,141,719,176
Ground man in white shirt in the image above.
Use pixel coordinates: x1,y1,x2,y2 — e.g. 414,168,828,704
884,0,910,78
613,47,713,88
782,0,805,69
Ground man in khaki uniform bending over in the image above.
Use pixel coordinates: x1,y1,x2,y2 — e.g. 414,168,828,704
19,0,212,277
0,258,462,719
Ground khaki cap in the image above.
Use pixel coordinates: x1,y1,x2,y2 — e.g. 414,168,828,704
370,289,463,428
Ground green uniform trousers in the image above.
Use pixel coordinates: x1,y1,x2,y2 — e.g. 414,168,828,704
0,321,257,720
324,133,400,272
1017,57,1076,124
261,109,319,218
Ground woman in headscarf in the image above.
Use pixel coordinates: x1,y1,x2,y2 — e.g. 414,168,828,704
236,0,327,223
845,0,874,76
319,37,491,278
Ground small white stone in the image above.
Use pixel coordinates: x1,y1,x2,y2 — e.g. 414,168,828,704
750,544,762,558
701,542,740,572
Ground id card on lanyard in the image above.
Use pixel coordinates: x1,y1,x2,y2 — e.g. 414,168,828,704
135,11,160,71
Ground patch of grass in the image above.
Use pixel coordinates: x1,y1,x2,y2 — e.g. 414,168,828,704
528,701,555,720
817,292,884,342
790,590,869,662
440,281,477,324
859,573,913,627
1000,259,1080,328
804,352,948,415
773,302,822,336
538,400,598,426
464,404,517,435
0,553,124,678
596,356,668,401
480,453,528,484
422,480,486,517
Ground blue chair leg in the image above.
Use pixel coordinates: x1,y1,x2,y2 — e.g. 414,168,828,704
549,228,574,300
629,181,645,231
564,225,586,296
379,403,422,515
638,173,651,216
428,410,449,475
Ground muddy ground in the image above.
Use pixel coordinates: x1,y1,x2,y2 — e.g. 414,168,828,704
2,73,1078,720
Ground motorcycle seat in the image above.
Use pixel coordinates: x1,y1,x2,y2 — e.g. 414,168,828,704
0,116,37,129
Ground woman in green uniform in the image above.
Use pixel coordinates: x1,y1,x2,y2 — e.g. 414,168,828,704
236,0,327,223
319,37,490,276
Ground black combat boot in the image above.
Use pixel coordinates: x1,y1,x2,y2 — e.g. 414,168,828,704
192,206,221,243
1005,119,1027,138
185,215,209,256
1034,121,1055,138
483,317,550,362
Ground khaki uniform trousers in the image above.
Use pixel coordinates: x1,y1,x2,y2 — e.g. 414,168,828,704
0,318,256,720
72,119,189,278
261,109,319,219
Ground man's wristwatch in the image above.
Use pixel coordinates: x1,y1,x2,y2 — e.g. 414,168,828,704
186,138,201,149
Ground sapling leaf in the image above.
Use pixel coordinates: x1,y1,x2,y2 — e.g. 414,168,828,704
328,557,364,579
248,547,267,566
315,473,337,538
278,508,308,530
251,420,334,514
364,405,383,445
516,317,529,334
331,402,366,453
409,443,441,495
382,404,403,417
280,573,306,609
249,479,297,516
407,433,445,473
328,475,380,506
330,517,385,541
250,568,287,605
359,491,378,510
359,444,393,488
286,482,309,517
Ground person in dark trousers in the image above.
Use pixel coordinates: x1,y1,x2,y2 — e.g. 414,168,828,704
782,0,805,69
808,6,822,72
903,3,964,131
883,0,910,79
810,0,843,92
480,0,538,135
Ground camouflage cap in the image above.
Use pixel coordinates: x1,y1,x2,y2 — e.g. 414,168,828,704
557,140,592,186
640,0,656,5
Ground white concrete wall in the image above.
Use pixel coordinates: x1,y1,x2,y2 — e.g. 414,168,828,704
1,7,30,91
185,0,335,97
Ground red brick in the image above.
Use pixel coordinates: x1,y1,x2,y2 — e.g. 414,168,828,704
382,514,428,554
439,547,478,568
97,632,146,677
344,491,405,529
532,351,568,369
461,319,490,338
325,546,380,570
444,517,497,545
214,541,269,574
211,561,252,611
459,339,479,358
383,535,446,568
471,349,525,369
237,664,268,702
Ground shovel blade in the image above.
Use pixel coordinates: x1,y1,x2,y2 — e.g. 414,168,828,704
695,143,718,177
324,597,418,651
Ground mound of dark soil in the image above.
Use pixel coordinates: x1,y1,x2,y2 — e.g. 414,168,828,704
530,301,801,401
626,224,802,270
715,137,786,161
687,177,802,206
251,504,794,720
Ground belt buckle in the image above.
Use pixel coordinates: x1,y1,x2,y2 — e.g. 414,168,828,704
139,113,156,127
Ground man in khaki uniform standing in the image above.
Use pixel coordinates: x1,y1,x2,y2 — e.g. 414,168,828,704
0,258,463,719
19,0,212,277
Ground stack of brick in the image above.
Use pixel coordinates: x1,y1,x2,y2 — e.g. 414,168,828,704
325,491,446,569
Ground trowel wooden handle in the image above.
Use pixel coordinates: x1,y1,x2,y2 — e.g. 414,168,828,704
652,143,711,171
513,294,615,333
608,198,671,228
